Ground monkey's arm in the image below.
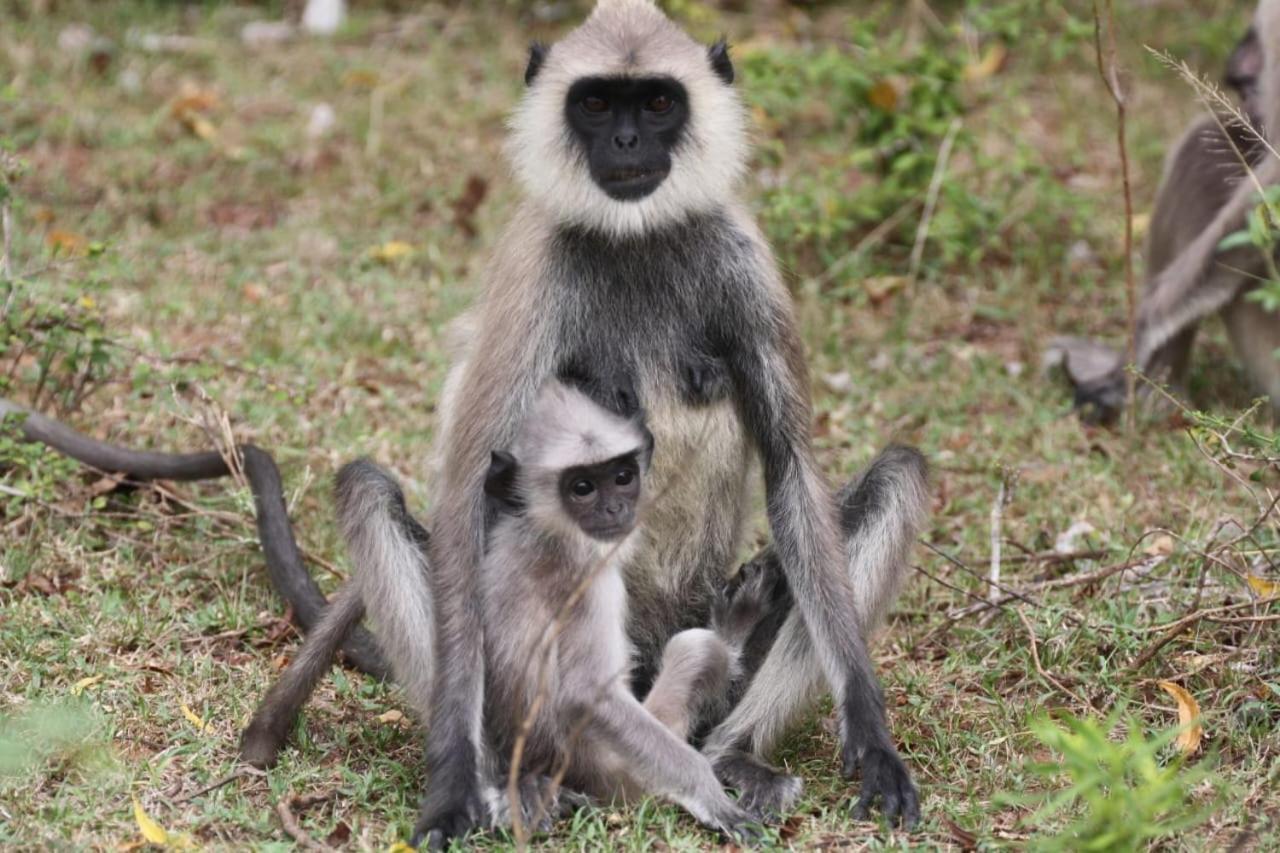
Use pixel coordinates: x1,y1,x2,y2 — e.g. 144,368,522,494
717,292,919,827
578,688,756,839
413,226,560,848
1136,155,1280,369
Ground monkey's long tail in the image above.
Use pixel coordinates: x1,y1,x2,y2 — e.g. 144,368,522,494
0,397,390,679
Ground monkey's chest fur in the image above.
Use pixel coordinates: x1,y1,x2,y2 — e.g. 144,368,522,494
549,213,760,675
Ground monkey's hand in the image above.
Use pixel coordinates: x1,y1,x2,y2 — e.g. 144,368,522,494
699,800,764,846
841,736,920,829
411,781,485,850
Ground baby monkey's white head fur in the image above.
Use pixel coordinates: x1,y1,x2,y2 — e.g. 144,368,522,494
507,0,748,237
487,382,652,564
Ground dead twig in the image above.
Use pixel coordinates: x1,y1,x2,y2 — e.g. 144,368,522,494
171,766,264,806
1128,595,1280,672
1016,607,1097,713
1091,0,1137,427
908,117,962,286
275,792,335,852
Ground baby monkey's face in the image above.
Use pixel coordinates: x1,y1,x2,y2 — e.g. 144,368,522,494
558,451,643,541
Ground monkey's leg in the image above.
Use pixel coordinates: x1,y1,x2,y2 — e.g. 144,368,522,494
333,460,436,721
239,582,364,768
703,445,929,821
1223,293,1280,416
643,628,735,741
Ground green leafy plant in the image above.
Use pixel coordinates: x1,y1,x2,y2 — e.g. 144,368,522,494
1013,710,1213,852
1218,184,1280,314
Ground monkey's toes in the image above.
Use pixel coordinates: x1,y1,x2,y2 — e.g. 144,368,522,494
714,749,803,819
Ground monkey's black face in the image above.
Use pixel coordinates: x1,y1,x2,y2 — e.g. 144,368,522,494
559,452,642,541
564,76,689,201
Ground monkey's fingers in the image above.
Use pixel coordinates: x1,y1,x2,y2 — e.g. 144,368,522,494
0,398,389,679
846,743,921,829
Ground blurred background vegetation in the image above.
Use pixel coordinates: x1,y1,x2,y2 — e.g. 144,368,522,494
1,0,1277,849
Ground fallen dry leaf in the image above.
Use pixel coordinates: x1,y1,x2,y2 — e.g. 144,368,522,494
132,798,169,845
368,240,414,264
376,709,404,724
46,229,88,256
1157,680,1203,755
867,78,900,112
1246,574,1279,597
964,44,1008,81
1144,534,1175,557
180,703,208,733
71,674,104,695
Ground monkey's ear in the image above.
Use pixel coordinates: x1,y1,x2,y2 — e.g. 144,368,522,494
638,423,655,471
1227,25,1262,94
485,451,524,511
708,38,734,85
525,42,548,86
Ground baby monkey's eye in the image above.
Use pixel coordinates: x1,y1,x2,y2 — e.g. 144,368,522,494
582,96,609,113
571,479,596,497
645,95,673,113
615,468,634,486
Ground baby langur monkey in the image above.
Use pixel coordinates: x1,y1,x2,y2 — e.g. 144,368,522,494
240,382,772,839
478,381,765,837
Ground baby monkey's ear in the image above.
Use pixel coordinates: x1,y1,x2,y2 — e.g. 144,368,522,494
485,450,524,512
525,42,548,86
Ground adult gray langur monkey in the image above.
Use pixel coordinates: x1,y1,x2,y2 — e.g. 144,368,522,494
1052,1,1280,420
251,1,930,845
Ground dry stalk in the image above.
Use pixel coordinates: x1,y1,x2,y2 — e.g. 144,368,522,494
1091,0,1137,429
908,117,962,286
1016,607,1098,714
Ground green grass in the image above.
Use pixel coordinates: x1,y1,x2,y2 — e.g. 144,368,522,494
2,0,1279,849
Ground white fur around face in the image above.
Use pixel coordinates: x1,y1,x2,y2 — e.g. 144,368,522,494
506,0,748,237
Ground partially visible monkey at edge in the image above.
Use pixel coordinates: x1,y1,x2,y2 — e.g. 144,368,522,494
1052,0,1280,420
242,1,931,845
241,382,778,837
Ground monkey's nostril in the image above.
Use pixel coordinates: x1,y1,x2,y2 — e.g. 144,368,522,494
613,133,639,150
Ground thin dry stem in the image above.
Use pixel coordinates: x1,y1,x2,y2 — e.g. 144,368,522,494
1092,0,1137,429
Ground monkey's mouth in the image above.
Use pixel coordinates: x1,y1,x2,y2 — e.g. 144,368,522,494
597,165,669,201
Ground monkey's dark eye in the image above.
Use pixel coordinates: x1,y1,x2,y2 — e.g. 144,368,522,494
571,479,596,497
615,469,634,486
582,96,609,114
644,94,673,113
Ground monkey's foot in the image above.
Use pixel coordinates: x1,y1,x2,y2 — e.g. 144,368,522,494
411,783,485,851
842,741,920,829
238,716,289,769
483,775,593,834
713,749,803,819
712,557,782,649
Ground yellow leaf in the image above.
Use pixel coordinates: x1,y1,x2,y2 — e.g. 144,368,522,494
1247,574,1279,597
368,241,414,264
863,275,909,307
386,843,416,853
46,229,88,256
1130,212,1151,240
180,703,207,733
963,44,1008,81
342,69,381,90
868,79,899,112
178,114,218,142
1157,680,1203,755
377,709,404,724
78,295,97,310
71,674,104,695
133,797,169,845
1144,534,1175,557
